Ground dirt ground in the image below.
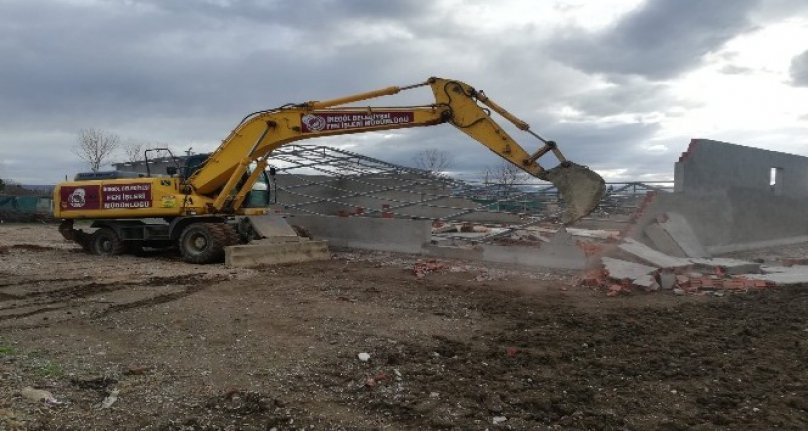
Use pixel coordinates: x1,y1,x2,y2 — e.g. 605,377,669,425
1,223,807,430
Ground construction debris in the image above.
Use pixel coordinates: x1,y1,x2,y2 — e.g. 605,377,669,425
601,257,656,282
619,238,691,268
744,266,808,285
412,259,449,279
656,212,708,257
20,387,60,405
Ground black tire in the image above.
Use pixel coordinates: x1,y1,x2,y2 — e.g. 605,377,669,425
178,223,227,264
90,228,125,256
222,223,242,245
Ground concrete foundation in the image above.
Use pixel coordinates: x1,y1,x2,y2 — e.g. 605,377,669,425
425,228,591,270
288,214,590,270
225,240,330,268
287,214,432,254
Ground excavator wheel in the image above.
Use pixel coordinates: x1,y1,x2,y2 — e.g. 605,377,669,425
89,228,126,256
221,223,243,246
178,223,229,264
58,220,75,241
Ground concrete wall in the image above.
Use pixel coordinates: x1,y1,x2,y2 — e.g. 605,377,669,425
674,139,808,198
630,188,808,248
286,214,432,254
286,214,590,270
652,139,808,251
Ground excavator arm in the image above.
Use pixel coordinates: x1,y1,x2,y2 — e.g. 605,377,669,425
188,77,605,223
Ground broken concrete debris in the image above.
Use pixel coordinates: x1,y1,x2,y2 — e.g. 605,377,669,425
743,267,808,285
643,212,708,258
20,387,60,405
657,212,708,258
601,257,656,282
618,239,691,269
593,237,789,296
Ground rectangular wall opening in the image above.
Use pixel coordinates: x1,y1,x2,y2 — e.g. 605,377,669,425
770,167,783,195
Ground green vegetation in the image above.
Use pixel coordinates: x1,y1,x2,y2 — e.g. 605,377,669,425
34,361,64,378
0,344,15,356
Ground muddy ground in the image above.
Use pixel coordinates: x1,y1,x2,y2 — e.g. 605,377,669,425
1,223,807,430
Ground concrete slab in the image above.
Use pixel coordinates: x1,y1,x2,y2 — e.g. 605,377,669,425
689,258,761,275
564,228,621,240
288,215,431,254
536,227,620,240
243,214,298,239
618,239,691,268
659,271,677,290
659,212,708,258
225,240,330,268
760,265,792,274
422,244,483,261
481,243,588,270
744,266,808,285
424,229,590,270
633,275,658,289
707,235,808,254
602,257,656,281
644,223,687,257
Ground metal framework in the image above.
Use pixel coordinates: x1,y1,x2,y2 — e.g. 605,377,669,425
268,144,670,223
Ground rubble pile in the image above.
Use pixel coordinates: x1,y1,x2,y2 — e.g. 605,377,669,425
582,205,808,296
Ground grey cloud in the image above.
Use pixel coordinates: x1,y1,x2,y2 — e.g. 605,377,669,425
750,0,808,20
548,0,759,80
0,0,790,185
719,64,754,75
565,76,698,117
324,117,664,181
790,50,808,87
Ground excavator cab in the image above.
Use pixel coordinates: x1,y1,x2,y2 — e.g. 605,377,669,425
242,164,271,208
184,153,272,208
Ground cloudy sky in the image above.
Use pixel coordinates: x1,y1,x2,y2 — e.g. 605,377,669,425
1,0,807,184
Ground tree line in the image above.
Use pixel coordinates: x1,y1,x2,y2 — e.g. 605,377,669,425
72,128,171,173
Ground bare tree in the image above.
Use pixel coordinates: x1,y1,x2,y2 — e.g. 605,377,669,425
122,140,145,164
413,149,452,174
73,128,120,172
483,162,528,188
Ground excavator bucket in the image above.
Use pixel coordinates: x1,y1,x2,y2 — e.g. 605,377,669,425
543,162,605,224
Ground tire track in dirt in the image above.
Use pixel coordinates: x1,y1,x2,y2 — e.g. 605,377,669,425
0,274,226,329
98,283,212,316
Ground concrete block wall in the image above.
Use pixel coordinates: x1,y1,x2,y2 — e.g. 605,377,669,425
674,139,808,198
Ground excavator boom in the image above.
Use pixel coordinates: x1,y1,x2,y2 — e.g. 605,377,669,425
188,77,604,223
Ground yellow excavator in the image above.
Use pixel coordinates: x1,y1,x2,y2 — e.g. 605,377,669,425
54,77,605,263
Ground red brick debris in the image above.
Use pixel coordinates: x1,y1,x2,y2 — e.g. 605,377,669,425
576,241,604,257
578,265,776,297
412,259,449,279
